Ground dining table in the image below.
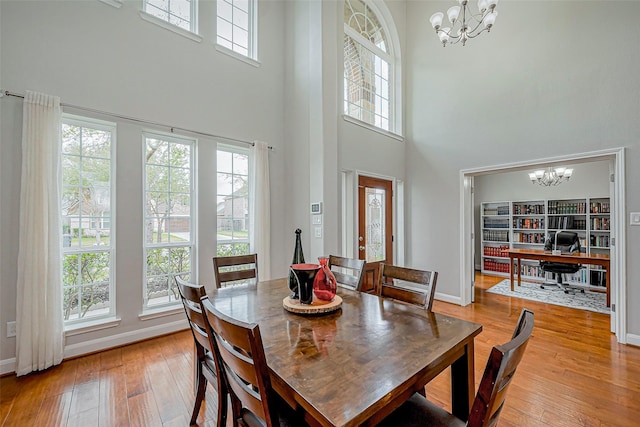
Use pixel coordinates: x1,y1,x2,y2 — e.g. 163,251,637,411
206,278,483,427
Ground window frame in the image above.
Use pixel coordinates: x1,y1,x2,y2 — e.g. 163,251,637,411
216,0,258,61
61,114,117,327
343,0,402,137
142,130,197,310
216,144,251,260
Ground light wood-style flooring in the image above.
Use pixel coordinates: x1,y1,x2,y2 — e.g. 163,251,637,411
1,273,639,426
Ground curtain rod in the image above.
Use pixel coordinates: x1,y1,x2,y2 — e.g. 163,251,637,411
1,89,272,149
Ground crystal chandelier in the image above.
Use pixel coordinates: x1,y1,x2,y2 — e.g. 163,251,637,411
429,0,499,47
528,167,574,187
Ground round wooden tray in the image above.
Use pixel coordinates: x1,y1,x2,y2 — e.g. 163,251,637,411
283,295,343,315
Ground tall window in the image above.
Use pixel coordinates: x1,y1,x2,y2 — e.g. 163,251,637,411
144,0,197,33
144,133,195,308
217,0,256,59
344,0,395,133
216,147,250,257
61,117,115,323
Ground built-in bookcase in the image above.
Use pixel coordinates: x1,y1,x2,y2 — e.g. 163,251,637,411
480,197,610,290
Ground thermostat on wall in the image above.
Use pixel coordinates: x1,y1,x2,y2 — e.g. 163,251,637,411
311,202,322,214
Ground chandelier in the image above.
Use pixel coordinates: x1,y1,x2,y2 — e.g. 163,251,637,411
528,167,574,187
429,0,499,47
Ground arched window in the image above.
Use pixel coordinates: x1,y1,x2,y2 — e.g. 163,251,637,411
344,0,399,134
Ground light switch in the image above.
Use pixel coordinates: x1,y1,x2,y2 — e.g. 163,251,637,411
312,214,322,225
314,226,322,238
631,212,640,226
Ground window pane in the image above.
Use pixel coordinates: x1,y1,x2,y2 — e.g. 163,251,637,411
235,0,249,13
218,0,232,21
62,124,81,154
217,0,254,58
217,148,250,256
217,18,233,43
82,128,111,159
235,8,249,30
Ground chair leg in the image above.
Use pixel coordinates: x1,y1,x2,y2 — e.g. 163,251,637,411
216,379,228,427
190,363,208,426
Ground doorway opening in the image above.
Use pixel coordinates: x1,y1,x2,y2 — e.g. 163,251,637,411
460,148,627,343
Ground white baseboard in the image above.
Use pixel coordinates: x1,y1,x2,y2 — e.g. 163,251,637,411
0,319,189,376
626,333,640,347
434,292,462,306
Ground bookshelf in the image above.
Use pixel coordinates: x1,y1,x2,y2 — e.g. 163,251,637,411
480,197,610,290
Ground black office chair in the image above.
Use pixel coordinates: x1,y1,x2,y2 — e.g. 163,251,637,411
540,231,584,294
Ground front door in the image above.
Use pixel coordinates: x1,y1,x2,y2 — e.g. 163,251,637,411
358,175,393,292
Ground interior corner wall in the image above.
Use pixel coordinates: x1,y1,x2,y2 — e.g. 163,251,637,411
404,0,640,337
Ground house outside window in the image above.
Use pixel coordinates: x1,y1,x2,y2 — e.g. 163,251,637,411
343,0,397,133
144,0,197,33
61,116,115,323
217,0,257,59
144,132,195,308
216,147,250,258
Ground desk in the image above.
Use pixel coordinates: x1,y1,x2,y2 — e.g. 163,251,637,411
207,278,482,427
508,249,610,306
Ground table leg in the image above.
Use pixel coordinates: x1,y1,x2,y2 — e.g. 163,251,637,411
517,256,522,287
509,255,515,291
451,340,475,421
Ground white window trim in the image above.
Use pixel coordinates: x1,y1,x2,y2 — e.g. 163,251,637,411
139,11,203,43
342,114,404,142
215,44,261,67
65,317,121,337
62,114,118,328
99,0,123,8
142,130,197,311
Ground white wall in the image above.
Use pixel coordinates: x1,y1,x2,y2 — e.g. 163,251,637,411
0,0,288,367
405,1,640,337
473,160,611,267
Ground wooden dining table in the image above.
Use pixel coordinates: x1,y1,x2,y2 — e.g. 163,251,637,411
207,278,483,427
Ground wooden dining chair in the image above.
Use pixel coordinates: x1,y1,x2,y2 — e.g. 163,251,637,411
202,298,306,427
377,264,439,311
175,276,227,427
328,255,366,291
212,253,258,288
378,308,535,427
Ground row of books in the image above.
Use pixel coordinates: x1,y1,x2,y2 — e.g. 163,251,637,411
483,218,509,229
548,216,587,230
591,217,610,230
483,259,509,273
513,218,544,229
590,201,610,213
548,201,587,214
512,203,544,215
513,232,545,244
483,245,510,258
483,205,510,216
590,234,610,248
483,230,509,242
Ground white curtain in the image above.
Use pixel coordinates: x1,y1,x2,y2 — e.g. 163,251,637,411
250,141,271,280
16,91,64,376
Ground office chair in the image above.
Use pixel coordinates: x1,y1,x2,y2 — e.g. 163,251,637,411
540,231,584,294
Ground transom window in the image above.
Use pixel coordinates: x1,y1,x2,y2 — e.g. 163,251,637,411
61,116,115,323
216,147,250,258
343,0,395,133
144,0,197,33
217,0,256,59
144,132,195,308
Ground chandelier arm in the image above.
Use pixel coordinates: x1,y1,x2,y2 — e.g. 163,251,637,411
466,26,490,39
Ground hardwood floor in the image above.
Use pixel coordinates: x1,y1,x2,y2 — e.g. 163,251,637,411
1,273,639,426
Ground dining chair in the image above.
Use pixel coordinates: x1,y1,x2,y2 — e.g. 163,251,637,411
175,276,227,427
328,255,366,291
377,264,439,311
202,298,307,427
212,253,258,288
378,308,535,427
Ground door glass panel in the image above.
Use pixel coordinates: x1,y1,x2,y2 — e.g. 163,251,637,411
365,187,386,262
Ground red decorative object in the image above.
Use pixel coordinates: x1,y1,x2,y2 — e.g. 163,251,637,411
313,256,337,302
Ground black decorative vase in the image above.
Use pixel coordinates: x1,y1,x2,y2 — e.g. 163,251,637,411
288,229,305,299
290,264,320,305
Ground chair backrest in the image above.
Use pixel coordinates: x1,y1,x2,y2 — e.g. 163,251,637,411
468,308,534,427
377,264,438,311
545,231,580,253
328,255,366,291
212,254,258,288
202,298,280,427
175,276,217,360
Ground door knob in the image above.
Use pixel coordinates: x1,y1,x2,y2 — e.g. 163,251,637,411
359,246,365,251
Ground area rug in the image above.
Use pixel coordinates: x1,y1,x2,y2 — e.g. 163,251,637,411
487,279,609,314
